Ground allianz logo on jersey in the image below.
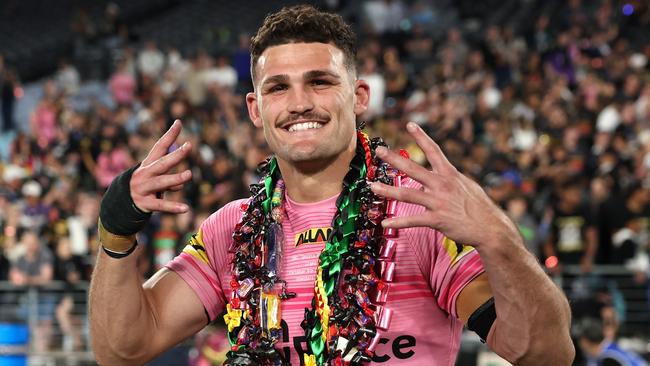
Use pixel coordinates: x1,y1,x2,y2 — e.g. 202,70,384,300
294,227,332,247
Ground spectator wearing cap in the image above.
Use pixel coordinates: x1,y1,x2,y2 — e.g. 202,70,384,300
18,180,50,233
1,164,26,200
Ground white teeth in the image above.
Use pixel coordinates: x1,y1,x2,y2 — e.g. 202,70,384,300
287,122,323,132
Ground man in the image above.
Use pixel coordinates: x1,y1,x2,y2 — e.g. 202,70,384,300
89,5,574,365
544,181,598,274
577,317,647,366
10,230,56,352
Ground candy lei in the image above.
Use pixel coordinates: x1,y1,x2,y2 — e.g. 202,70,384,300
225,131,405,366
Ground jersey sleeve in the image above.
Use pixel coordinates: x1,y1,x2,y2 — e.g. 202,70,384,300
427,231,485,318
399,178,485,318
165,199,246,321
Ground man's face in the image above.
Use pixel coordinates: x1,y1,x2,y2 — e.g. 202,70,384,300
23,232,39,255
246,42,369,165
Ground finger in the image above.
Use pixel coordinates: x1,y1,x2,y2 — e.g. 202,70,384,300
375,147,437,189
147,141,192,175
370,182,434,208
382,214,431,229
168,184,184,192
139,197,189,214
142,120,182,165
405,122,456,174
138,170,192,194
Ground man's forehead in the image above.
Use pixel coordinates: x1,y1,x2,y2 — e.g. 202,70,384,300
256,42,346,79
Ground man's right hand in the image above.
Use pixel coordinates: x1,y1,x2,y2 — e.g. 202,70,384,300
131,120,193,214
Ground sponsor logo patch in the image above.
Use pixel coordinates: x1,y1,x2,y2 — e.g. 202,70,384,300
294,227,332,247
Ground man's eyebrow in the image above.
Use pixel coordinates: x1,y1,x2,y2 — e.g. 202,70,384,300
304,70,341,80
261,74,289,86
261,70,340,87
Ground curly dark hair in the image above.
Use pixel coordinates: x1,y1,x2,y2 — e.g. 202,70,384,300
250,5,357,80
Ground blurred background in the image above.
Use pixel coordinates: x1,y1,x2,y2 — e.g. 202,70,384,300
0,0,649,365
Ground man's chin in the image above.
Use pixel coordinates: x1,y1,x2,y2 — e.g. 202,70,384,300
278,150,340,172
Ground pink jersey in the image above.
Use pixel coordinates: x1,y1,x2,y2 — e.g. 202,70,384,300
166,178,485,365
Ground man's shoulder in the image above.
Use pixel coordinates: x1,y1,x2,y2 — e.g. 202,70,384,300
200,198,248,234
39,245,55,264
207,198,247,219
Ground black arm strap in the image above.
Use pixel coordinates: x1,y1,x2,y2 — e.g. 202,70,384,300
467,297,496,343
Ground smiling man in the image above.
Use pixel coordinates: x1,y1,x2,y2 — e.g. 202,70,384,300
89,5,574,366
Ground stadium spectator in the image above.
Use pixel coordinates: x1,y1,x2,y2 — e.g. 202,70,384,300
9,230,56,352
137,40,165,79
55,59,81,97
29,80,60,150
17,180,50,234
544,181,598,274
109,59,136,106
577,317,648,366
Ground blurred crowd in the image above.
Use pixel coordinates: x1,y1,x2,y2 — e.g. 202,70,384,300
1,0,650,362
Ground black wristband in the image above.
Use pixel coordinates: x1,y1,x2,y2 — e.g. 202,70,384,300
99,163,151,236
467,297,496,343
102,241,138,259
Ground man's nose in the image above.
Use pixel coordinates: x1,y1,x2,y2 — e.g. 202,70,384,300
287,86,314,114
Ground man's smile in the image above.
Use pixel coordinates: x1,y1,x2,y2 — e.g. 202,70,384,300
286,121,325,132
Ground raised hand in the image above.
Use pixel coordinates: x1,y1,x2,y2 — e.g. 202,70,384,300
130,120,193,214
370,122,519,248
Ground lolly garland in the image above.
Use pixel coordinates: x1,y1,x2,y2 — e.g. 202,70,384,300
224,130,405,365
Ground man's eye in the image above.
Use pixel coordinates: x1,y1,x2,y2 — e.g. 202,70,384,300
311,79,331,86
268,85,287,93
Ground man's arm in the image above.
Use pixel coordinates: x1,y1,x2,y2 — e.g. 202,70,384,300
89,248,207,364
372,122,574,365
28,261,53,286
459,231,573,364
9,267,26,286
89,120,206,364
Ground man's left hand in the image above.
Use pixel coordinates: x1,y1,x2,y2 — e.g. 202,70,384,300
370,122,519,248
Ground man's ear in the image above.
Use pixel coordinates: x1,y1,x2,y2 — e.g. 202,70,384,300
353,79,370,116
246,92,263,128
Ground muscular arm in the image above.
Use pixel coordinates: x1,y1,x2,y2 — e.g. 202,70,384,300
89,246,207,365
372,123,574,365
457,253,573,365
89,120,206,364
471,224,573,365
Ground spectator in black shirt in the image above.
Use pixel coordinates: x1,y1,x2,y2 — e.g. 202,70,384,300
544,181,598,274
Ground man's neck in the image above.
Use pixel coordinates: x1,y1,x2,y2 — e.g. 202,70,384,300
277,146,356,203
